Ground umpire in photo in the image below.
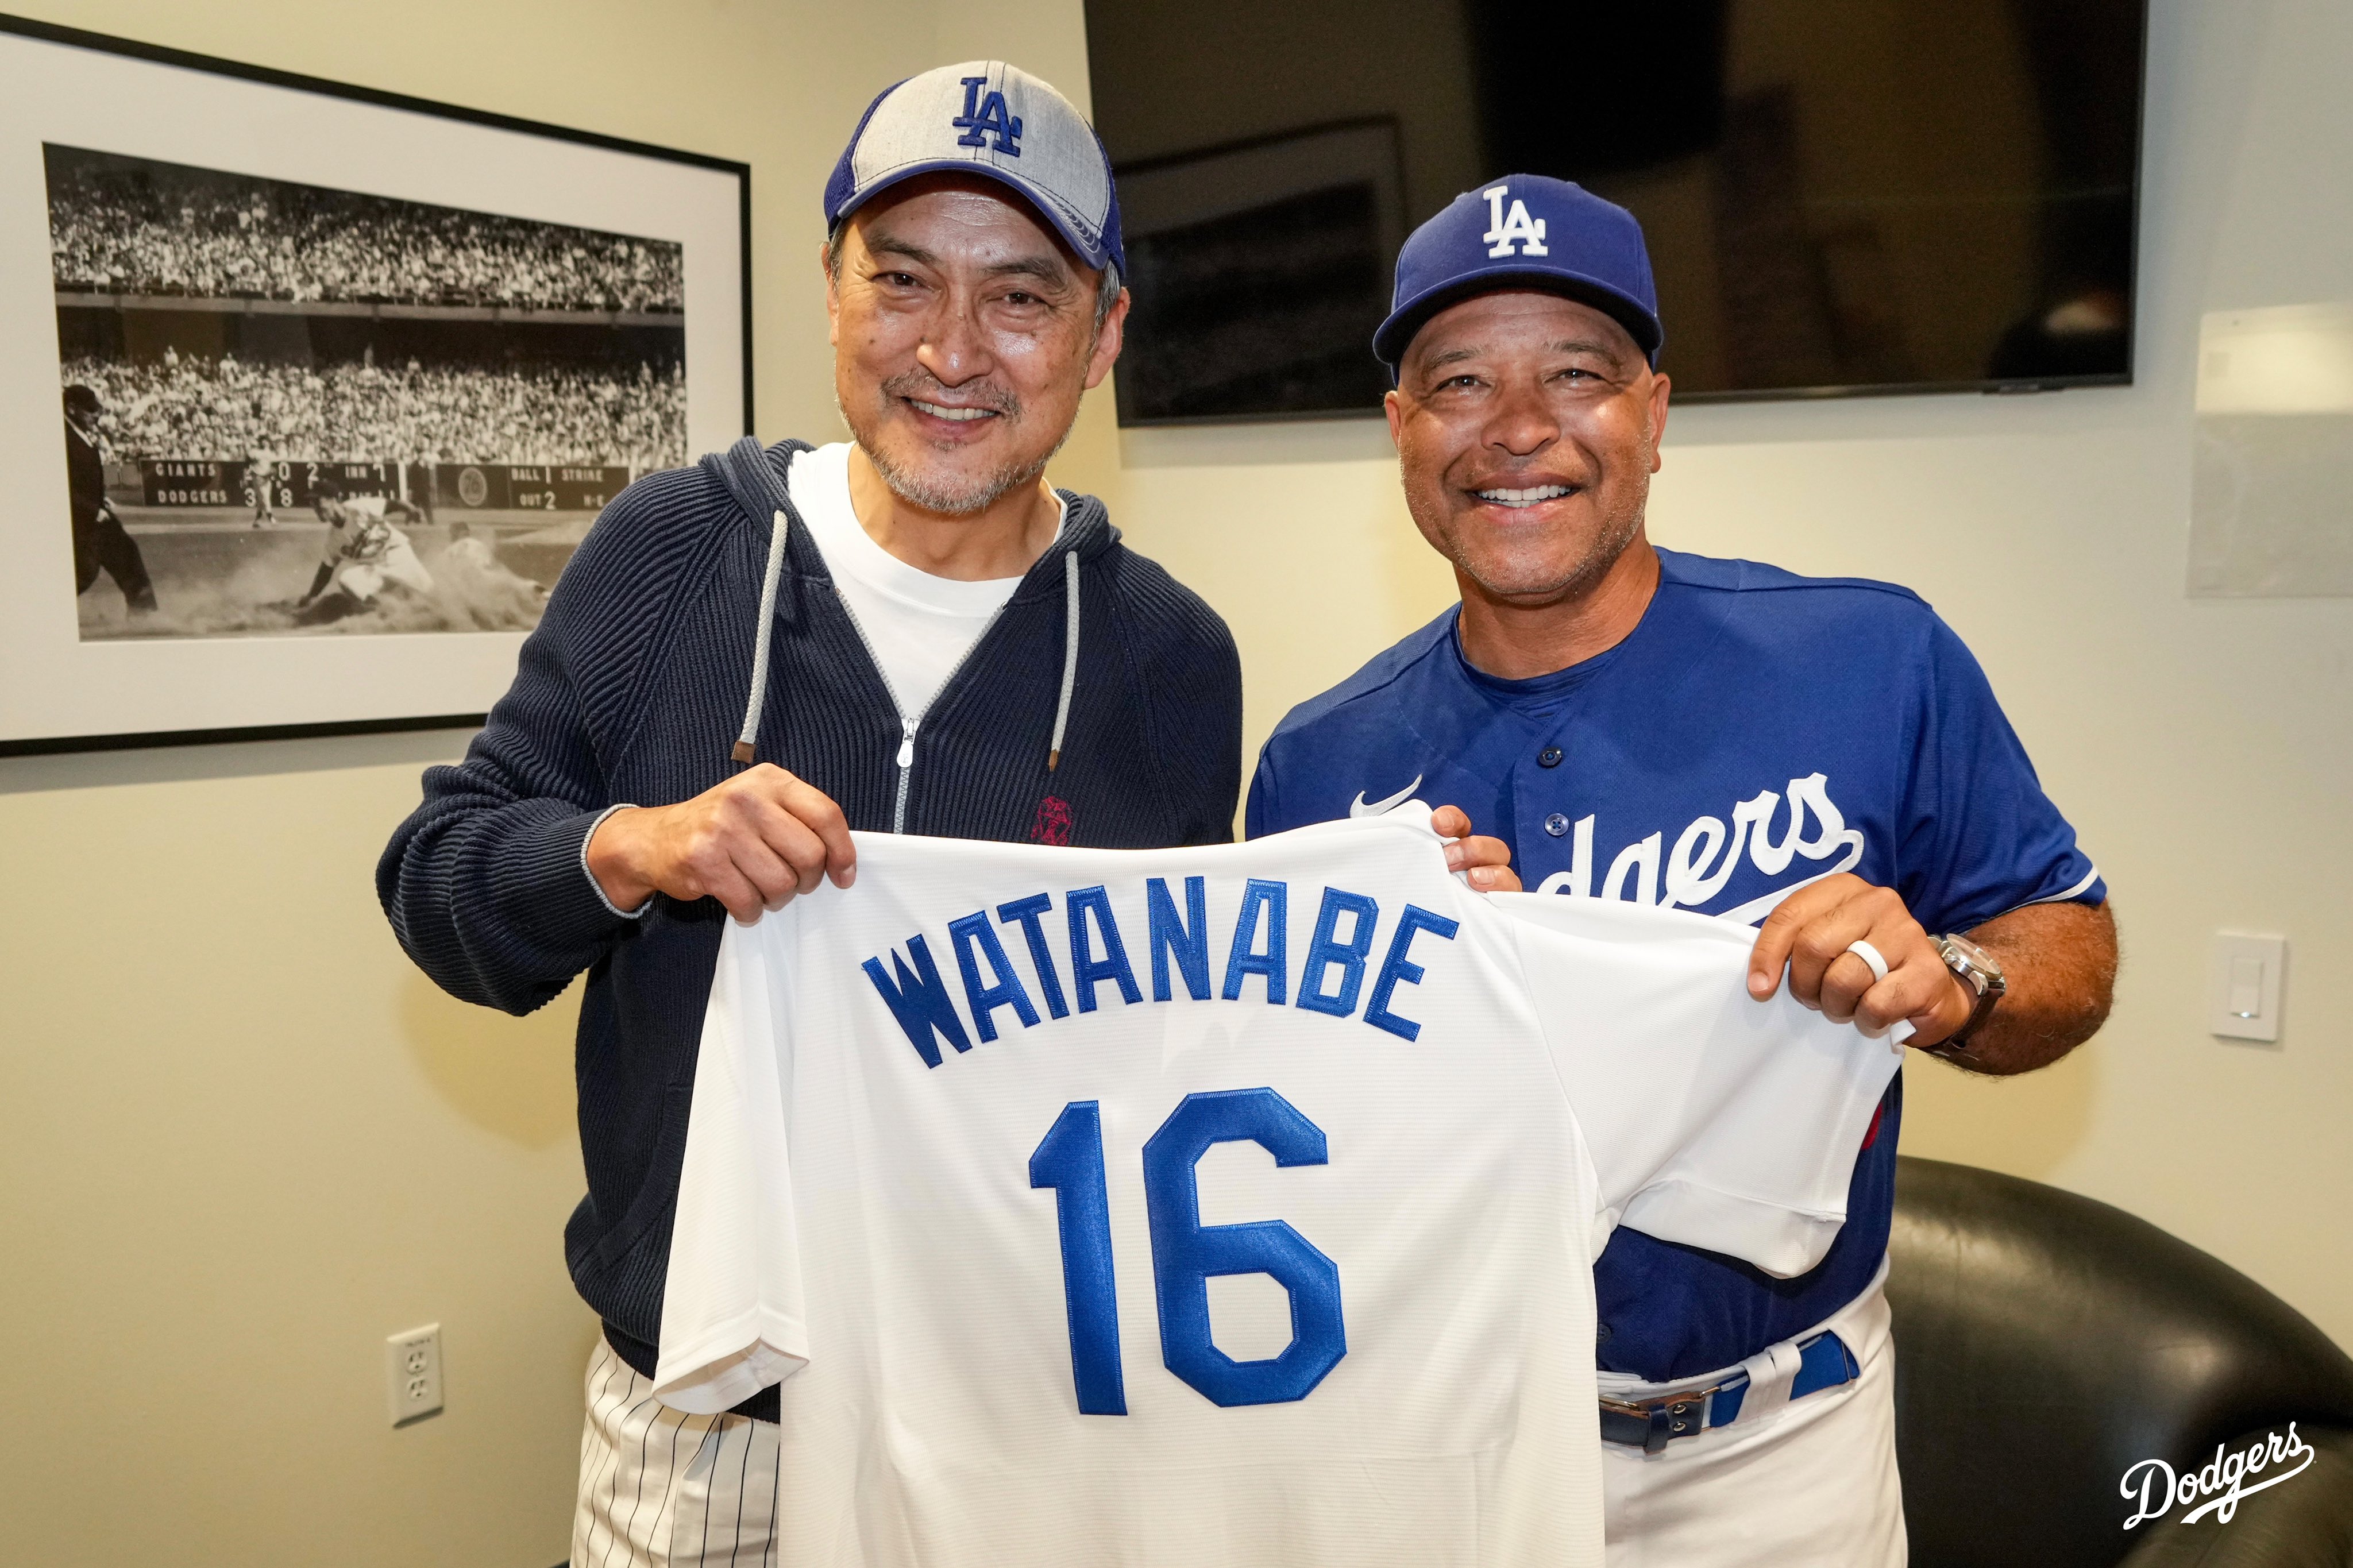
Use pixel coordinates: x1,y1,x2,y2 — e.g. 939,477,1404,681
379,64,1513,1563
63,384,157,613
1248,177,2119,1563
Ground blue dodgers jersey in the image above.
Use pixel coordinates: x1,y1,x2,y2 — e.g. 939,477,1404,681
1247,549,2104,1382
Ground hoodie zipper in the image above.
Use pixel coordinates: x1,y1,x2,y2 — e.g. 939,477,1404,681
893,715,919,833
828,577,1028,835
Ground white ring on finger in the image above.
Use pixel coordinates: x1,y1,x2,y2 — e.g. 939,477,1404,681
1845,939,1891,983
1845,940,1916,1049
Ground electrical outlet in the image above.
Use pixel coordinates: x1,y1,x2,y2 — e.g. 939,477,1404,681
385,1323,443,1426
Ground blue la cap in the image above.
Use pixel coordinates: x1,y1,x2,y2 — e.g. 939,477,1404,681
824,61,1126,277
1374,175,1661,376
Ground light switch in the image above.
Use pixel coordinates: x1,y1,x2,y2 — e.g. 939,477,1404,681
2209,933,2286,1042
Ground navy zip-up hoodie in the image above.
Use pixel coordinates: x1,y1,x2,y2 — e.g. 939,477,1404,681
377,439,1242,1410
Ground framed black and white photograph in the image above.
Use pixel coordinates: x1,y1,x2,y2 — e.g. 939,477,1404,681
0,16,749,752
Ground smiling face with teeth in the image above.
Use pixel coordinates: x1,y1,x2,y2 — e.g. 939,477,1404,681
1386,289,1673,675
827,175,1126,548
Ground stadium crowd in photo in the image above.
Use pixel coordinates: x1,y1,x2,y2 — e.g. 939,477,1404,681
61,351,686,469
48,146,684,311
47,143,687,643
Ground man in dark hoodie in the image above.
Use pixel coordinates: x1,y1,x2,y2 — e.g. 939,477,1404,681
379,63,1514,1560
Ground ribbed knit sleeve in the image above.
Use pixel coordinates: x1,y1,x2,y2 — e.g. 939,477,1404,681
1111,550,1244,845
375,469,713,1015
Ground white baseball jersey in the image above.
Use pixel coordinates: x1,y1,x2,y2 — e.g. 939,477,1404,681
655,806,1901,1567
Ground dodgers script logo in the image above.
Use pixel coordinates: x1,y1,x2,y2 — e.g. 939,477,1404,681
1345,770,1867,924
954,77,1023,155
2120,1425,2316,1528
1537,773,1865,923
1482,184,1549,258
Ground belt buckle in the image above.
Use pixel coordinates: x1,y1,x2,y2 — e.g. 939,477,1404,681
1599,1387,1716,1455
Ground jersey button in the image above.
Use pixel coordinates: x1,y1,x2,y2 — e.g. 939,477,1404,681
1538,746,1564,768
1543,813,1571,837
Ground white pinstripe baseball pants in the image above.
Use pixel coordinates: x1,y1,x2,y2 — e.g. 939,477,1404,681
572,1338,781,1567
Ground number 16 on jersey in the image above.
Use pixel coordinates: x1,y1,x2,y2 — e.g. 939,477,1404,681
1029,1087,1348,1415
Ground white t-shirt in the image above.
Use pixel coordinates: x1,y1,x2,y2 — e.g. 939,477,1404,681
789,441,1059,721
655,805,1901,1568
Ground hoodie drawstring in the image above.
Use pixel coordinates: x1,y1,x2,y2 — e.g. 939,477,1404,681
732,507,790,765
1048,547,1080,772
723,437,1082,781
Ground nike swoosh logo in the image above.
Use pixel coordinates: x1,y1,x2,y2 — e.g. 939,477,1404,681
1349,774,1425,818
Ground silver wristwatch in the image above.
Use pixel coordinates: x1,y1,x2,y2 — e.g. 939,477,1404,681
1934,933,2007,1053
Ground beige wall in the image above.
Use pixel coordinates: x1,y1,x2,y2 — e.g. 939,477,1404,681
1,733,573,1561
3,0,2349,1562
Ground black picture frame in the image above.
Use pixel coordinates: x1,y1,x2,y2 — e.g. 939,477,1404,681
0,11,753,755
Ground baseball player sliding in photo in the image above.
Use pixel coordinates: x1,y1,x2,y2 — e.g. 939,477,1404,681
434,517,549,629
296,489,433,623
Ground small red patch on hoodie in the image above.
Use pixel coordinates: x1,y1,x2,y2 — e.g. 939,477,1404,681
1031,794,1073,846
1860,1102,1885,1151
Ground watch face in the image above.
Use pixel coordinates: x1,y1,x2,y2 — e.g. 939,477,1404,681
1943,933,2006,990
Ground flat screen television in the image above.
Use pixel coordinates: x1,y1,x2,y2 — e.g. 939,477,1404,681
1083,0,2147,422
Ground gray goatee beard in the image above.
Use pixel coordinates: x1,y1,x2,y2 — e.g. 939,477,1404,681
842,375,1068,516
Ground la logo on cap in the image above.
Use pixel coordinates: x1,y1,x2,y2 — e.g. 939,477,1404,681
1481,184,1549,258
954,76,1024,155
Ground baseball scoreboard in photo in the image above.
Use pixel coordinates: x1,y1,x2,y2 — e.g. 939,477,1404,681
131,458,632,511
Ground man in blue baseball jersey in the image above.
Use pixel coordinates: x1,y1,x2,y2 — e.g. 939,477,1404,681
1249,177,2119,1564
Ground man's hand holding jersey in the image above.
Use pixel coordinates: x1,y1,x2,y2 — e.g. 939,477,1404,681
588,774,1522,921
1431,804,1521,893
587,765,858,920
1746,872,2115,1075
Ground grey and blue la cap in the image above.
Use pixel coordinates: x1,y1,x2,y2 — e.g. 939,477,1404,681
824,61,1125,277
1374,175,1662,376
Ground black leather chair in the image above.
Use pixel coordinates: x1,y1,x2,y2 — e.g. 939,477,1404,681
1888,1156,2353,1566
